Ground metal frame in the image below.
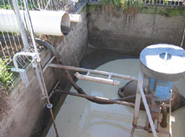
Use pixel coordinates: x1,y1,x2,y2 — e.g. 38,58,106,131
131,71,172,137
47,62,173,137
10,1,59,137
131,71,158,137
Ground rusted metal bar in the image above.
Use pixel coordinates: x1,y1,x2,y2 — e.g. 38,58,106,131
134,125,170,135
48,63,138,81
49,81,60,98
43,56,55,72
55,89,135,107
37,61,59,137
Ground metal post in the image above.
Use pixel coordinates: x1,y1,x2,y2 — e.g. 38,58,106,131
11,0,29,51
131,71,143,137
180,28,185,48
36,61,59,137
131,71,158,137
169,99,172,137
12,1,59,136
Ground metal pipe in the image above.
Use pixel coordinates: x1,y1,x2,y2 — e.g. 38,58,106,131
36,61,59,137
11,0,29,51
180,28,185,48
138,83,158,137
13,52,36,70
69,14,82,23
23,1,59,135
48,63,138,81
22,0,40,61
49,81,60,98
55,89,135,107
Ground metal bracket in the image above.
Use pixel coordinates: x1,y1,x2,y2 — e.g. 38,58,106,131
11,68,29,87
11,52,37,88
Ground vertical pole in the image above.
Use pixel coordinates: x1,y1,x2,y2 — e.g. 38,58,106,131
12,0,59,136
11,0,29,51
138,72,158,137
131,71,143,137
180,28,185,48
169,99,172,137
37,62,59,137
131,71,158,137
21,0,59,136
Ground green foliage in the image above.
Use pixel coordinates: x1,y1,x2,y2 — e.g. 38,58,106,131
0,0,11,9
0,0,33,10
0,58,14,88
100,0,143,14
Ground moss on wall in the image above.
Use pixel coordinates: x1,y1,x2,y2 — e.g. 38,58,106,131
88,3,185,17
141,6,185,17
88,3,102,11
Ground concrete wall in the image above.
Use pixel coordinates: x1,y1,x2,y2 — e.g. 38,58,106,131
88,5,185,56
0,5,88,137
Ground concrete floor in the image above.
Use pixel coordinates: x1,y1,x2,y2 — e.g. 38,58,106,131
47,59,185,137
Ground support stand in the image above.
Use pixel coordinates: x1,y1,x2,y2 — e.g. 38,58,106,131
131,70,172,137
131,70,158,137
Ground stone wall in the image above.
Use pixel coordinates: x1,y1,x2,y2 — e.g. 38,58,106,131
0,5,88,137
88,5,185,56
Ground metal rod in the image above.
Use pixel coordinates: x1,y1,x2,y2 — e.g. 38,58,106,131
132,71,158,137
131,71,143,137
37,61,59,137
48,63,138,81
11,0,29,51
49,81,60,98
43,56,55,72
180,28,185,48
55,89,135,107
138,78,158,137
134,125,170,135
23,0,40,61
74,72,120,86
169,99,172,137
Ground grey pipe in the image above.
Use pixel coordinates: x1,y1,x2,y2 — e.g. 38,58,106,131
11,0,29,51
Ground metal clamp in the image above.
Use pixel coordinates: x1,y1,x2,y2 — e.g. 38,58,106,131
11,68,29,87
47,104,53,109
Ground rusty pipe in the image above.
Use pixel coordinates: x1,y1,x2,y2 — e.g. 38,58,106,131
55,89,135,107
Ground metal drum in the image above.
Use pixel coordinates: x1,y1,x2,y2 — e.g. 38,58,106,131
140,44,185,101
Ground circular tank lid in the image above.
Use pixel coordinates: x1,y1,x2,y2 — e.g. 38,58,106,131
140,44,185,81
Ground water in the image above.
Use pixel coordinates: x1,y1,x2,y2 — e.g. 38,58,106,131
47,58,185,137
